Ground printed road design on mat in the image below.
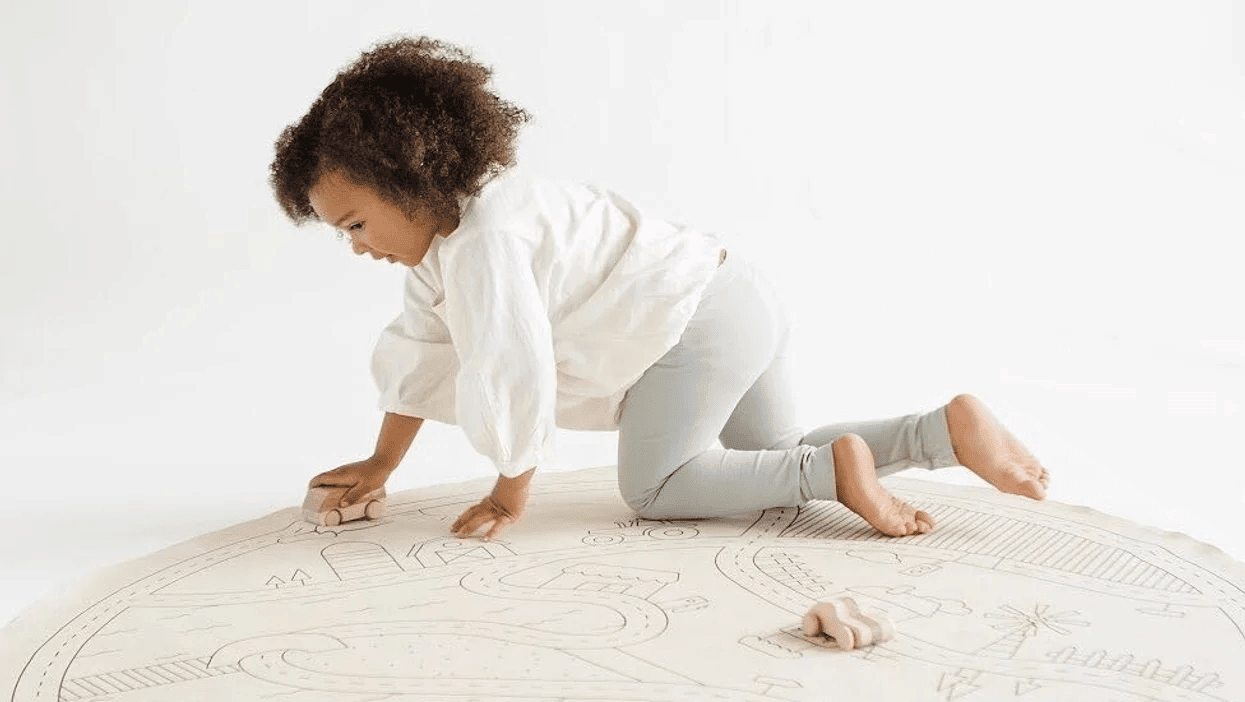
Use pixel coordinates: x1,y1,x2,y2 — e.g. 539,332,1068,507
2,466,1243,701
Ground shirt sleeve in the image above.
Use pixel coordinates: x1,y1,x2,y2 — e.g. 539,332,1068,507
370,285,461,426
441,230,557,477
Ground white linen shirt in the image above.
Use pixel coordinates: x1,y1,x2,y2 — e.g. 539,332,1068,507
370,167,724,477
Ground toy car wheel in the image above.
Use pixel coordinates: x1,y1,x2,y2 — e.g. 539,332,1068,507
325,509,342,527
365,500,384,519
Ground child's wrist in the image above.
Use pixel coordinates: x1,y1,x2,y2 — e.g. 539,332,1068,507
497,467,537,486
492,467,535,507
366,453,400,475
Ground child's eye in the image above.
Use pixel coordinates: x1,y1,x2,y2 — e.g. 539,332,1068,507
349,222,364,231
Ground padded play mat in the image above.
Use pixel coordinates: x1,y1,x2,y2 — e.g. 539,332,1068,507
3,466,1244,702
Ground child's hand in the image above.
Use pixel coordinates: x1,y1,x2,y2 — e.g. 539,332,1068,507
450,468,535,540
451,496,521,540
309,457,395,508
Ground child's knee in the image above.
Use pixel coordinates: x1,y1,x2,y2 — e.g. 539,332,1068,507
618,478,659,516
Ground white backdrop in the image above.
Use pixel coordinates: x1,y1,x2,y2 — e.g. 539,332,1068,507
2,0,1242,628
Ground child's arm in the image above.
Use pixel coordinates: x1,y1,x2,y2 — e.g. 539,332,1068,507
309,412,424,507
372,411,425,467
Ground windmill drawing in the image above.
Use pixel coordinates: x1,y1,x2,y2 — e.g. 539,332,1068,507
938,603,1089,700
980,603,1089,658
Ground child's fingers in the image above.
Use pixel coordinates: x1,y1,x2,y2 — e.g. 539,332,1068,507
450,508,471,534
452,504,493,537
483,515,513,541
450,510,473,534
309,470,347,488
455,519,487,537
451,502,484,531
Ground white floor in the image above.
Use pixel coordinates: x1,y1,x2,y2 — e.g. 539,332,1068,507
3,322,1242,632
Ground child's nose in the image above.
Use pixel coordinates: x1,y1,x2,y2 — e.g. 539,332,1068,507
351,241,379,258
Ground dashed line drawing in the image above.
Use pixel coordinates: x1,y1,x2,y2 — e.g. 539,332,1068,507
752,550,834,597
1138,603,1188,618
2,469,1243,702
661,595,709,613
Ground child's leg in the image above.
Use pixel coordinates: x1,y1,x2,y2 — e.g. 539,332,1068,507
718,339,958,479
717,351,1049,501
616,255,828,519
799,410,958,477
615,340,832,519
616,253,945,535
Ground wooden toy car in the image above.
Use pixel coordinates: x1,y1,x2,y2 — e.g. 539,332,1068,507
802,596,895,650
302,485,387,526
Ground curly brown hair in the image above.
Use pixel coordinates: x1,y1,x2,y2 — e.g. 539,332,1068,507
269,35,531,225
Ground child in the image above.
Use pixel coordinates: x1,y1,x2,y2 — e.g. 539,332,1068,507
269,36,1050,541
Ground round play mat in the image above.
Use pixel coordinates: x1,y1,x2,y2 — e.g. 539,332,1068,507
2,466,1242,701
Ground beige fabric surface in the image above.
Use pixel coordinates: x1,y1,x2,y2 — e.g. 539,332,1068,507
3,466,1243,701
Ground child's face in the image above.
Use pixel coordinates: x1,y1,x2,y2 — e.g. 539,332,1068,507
307,170,458,267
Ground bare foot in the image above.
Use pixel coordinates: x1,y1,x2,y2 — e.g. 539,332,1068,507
833,434,936,536
946,394,1050,500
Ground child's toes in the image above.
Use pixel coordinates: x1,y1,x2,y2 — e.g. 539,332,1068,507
914,510,936,533
1021,478,1046,500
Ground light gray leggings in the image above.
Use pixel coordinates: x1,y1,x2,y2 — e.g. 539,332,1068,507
616,250,960,519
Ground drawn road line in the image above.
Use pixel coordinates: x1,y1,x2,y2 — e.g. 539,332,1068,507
238,650,776,701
